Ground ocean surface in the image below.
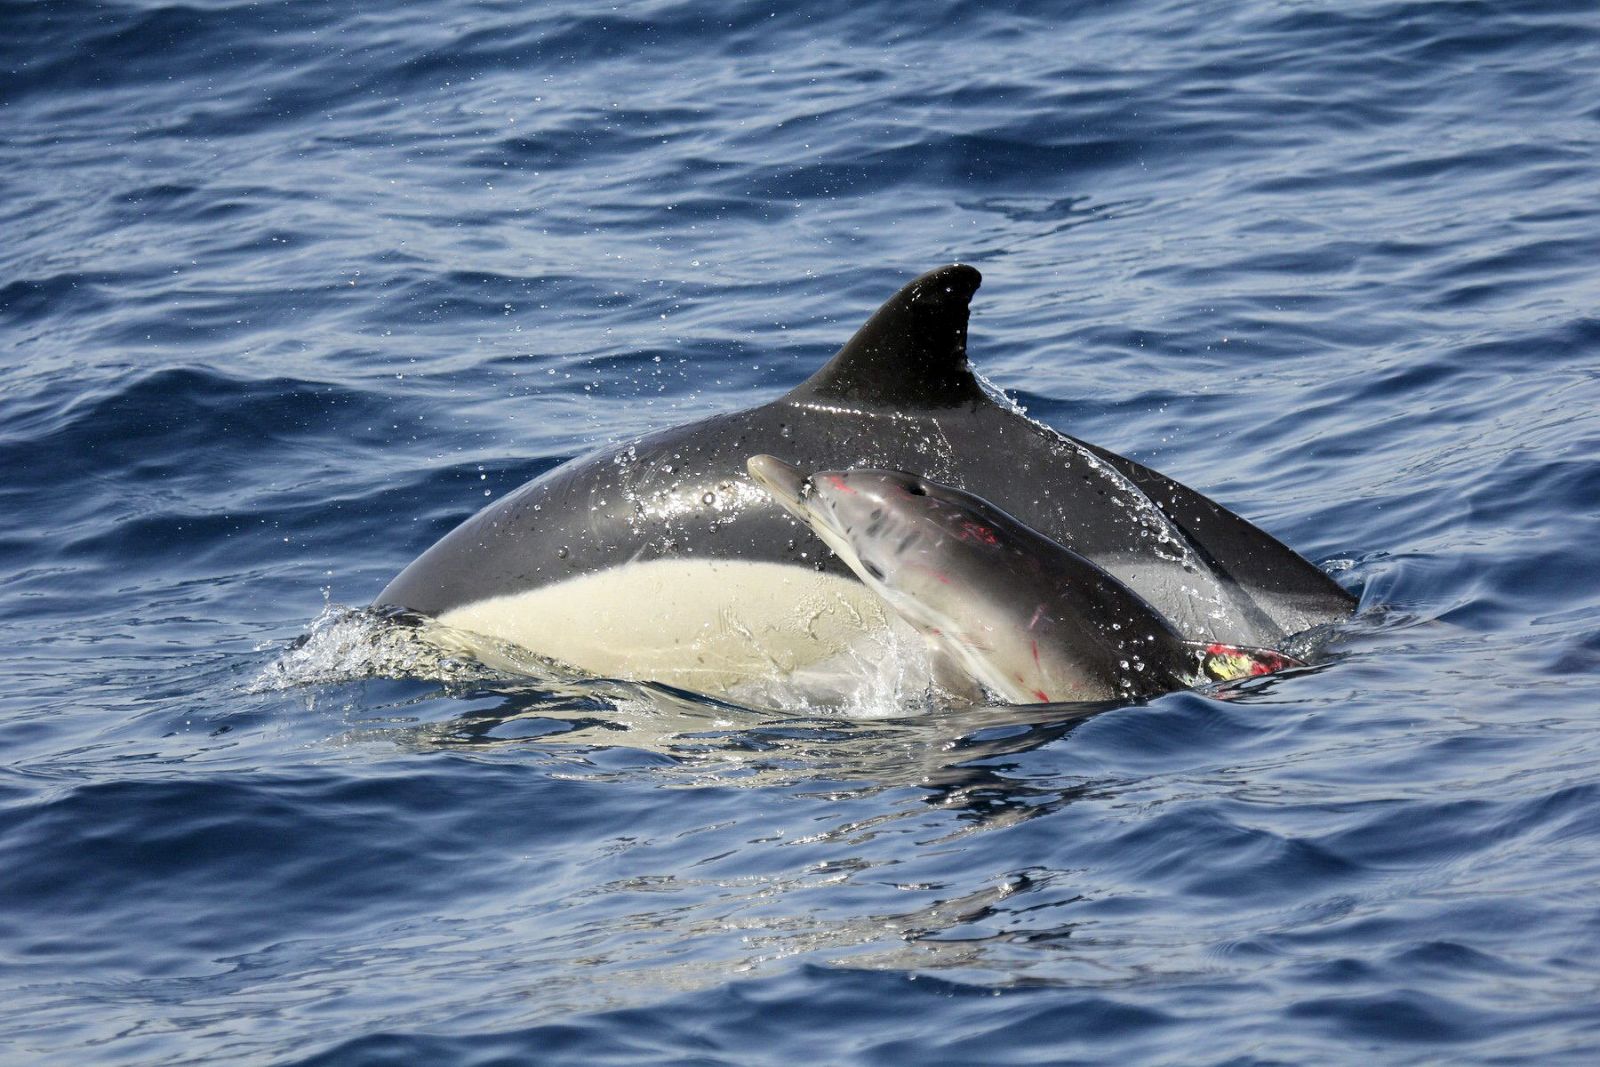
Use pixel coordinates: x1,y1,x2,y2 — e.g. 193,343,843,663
4,0,1599,1063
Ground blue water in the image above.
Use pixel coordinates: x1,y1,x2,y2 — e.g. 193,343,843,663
4,0,1600,1062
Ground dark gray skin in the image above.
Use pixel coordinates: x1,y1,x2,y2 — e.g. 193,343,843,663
378,264,1354,651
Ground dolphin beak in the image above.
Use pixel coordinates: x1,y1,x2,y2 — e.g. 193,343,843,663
747,455,811,519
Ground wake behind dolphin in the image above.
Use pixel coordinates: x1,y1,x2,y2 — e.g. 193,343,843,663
376,265,1352,696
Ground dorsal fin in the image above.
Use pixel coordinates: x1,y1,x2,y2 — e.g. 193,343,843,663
785,263,984,409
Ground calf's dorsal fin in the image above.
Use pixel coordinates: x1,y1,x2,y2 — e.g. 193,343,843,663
786,263,985,409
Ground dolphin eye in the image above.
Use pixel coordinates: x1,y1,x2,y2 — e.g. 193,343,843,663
905,482,927,497
799,477,814,499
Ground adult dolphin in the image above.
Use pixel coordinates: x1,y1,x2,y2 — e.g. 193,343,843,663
376,264,1353,693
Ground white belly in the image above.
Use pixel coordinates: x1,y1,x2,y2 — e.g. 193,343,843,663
438,558,896,696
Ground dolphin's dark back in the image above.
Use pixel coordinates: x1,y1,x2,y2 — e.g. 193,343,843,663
377,265,1354,656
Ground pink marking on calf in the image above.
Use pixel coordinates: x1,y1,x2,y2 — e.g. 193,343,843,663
957,520,998,545
825,475,857,494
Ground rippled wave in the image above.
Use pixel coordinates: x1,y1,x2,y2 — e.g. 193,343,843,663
2,0,1599,1063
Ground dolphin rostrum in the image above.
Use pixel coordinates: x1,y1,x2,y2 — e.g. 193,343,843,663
746,455,1301,704
376,265,1352,694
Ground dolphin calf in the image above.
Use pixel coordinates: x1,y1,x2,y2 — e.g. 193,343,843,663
746,455,1300,704
376,264,1352,694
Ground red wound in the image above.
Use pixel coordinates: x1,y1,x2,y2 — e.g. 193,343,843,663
1201,643,1304,681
